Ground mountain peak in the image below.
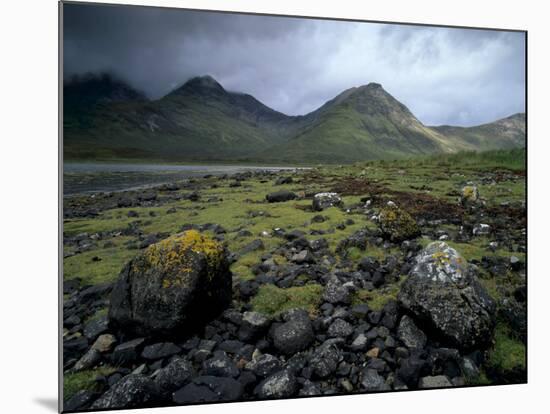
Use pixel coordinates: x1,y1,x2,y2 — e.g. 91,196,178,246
184,75,224,90
366,82,383,89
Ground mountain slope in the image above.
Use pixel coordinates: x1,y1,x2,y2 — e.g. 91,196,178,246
255,83,474,163
63,75,294,161
432,113,526,151
63,74,526,163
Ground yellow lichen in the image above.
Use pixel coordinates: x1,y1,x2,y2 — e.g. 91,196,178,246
140,230,225,286
431,251,451,265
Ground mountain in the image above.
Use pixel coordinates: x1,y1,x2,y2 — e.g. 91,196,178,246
255,83,472,163
63,74,526,163
432,113,526,151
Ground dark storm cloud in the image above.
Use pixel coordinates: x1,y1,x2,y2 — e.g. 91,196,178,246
63,2,525,126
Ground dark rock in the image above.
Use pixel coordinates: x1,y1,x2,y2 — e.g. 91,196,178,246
246,353,282,378
272,310,314,355
63,279,80,295
173,376,243,404
141,342,181,360
291,250,316,264
73,349,101,372
109,231,232,337
203,353,240,378
397,357,426,388
111,338,146,365
312,192,342,211
79,283,112,305
299,380,322,396
154,358,194,393
238,311,271,342
309,341,342,379
91,375,160,410
311,215,326,223
323,276,350,304
360,368,389,391
63,390,98,412
310,238,329,251
327,318,354,338
398,242,496,350
266,191,296,203
218,339,246,355
239,239,264,255
397,315,427,350
351,304,370,319
358,257,380,273
83,315,109,340
256,370,297,399
275,176,293,185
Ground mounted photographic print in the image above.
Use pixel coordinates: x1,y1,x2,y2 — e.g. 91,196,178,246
60,1,527,412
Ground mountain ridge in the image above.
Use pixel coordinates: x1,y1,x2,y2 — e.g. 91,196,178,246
63,73,526,163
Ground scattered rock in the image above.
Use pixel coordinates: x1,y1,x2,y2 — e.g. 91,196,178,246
323,276,350,304
360,368,389,391
473,223,491,236
397,315,427,350
266,191,297,203
111,338,146,365
154,358,194,393
91,375,160,410
275,176,293,185
109,230,232,336
418,375,452,388
91,334,117,353
327,318,354,338
272,310,314,355
239,311,271,342
173,376,243,404
309,341,342,379
141,342,181,360
256,370,297,399
378,202,420,242
73,349,101,372
291,250,315,264
312,192,342,211
246,354,282,378
203,353,240,378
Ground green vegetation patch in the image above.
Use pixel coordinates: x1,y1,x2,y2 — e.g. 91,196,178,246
250,284,324,317
64,366,117,401
351,277,405,311
487,323,526,374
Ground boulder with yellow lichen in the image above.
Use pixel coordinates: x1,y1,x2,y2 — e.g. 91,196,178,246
378,201,420,242
109,230,232,336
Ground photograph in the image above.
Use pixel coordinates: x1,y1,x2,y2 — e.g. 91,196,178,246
60,1,526,412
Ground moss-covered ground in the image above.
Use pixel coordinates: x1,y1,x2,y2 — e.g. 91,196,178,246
63,148,526,384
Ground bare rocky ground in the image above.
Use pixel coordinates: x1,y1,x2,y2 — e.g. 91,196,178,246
62,151,526,412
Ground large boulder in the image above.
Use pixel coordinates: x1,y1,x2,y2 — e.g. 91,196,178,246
398,242,495,350
266,190,296,203
312,192,342,211
109,230,232,337
378,202,420,242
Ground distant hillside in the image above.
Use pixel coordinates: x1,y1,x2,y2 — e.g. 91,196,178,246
63,73,526,163
432,113,526,151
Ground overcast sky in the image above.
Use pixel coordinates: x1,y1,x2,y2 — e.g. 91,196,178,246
63,3,525,126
